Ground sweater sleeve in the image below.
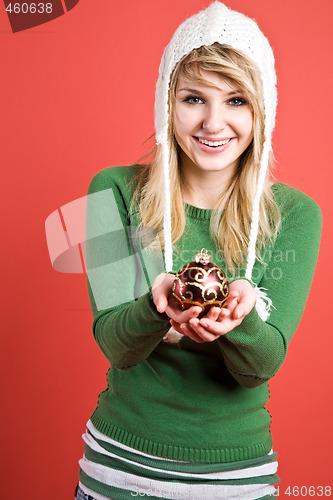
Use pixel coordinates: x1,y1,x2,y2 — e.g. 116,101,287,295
85,167,171,370
217,188,322,388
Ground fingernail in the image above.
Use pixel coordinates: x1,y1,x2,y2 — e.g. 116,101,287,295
201,321,208,328
181,324,186,329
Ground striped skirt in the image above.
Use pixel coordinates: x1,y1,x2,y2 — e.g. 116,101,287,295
77,420,279,500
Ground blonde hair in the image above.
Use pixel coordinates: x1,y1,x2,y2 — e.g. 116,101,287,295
130,43,280,273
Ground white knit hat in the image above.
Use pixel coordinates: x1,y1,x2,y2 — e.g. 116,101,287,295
155,1,277,321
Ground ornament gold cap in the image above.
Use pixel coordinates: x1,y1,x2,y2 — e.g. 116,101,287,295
195,248,211,264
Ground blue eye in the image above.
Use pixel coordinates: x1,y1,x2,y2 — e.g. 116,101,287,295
184,95,204,104
229,97,248,107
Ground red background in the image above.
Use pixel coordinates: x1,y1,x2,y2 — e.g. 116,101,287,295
1,0,332,498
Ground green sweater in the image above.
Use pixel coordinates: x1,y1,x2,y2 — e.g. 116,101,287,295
84,165,322,464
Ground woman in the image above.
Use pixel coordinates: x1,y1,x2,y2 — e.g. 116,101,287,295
75,3,322,499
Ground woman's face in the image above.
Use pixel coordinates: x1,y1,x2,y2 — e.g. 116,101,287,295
173,70,254,176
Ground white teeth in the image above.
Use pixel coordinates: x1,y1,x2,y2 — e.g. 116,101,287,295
198,138,230,146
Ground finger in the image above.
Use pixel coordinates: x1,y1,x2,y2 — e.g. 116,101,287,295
224,294,239,308
221,298,238,316
152,273,176,313
180,322,206,343
156,295,168,314
197,316,228,336
224,297,238,308
216,308,231,321
189,318,222,342
199,316,242,335
169,319,184,335
166,304,202,323
233,302,253,320
233,306,243,320
201,306,221,321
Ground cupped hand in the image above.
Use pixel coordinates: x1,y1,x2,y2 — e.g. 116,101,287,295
170,279,257,343
152,273,202,324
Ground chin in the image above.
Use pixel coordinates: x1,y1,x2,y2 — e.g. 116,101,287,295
194,160,233,172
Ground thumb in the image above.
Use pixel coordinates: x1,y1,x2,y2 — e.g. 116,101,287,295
156,294,168,313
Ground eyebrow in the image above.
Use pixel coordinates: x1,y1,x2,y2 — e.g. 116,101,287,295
177,87,243,96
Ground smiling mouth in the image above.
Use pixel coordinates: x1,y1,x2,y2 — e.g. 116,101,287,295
196,137,232,147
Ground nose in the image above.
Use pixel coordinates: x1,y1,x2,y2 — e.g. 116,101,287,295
202,103,227,133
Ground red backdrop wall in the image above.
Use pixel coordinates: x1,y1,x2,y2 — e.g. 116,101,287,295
1,0,332,498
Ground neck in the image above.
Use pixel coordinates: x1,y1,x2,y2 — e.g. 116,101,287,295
180,160,236,210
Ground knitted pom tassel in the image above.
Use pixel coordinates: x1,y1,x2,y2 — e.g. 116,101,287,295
254,285,274,321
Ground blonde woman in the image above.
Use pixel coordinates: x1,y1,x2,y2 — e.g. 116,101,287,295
75,3,322,499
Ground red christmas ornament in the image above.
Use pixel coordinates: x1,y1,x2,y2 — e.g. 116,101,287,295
172,249,229,317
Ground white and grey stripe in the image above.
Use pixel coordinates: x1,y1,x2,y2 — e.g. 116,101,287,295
78,420,278,500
